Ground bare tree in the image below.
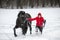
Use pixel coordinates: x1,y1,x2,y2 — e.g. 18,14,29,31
50,0,54,7
41,0,45,7
58,0,60,7
54,0,60,7
0,0,60,9
0,0,2,8
29,0,35,8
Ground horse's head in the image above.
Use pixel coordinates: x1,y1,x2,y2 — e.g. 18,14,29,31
18,11,27,26
18,11,25,18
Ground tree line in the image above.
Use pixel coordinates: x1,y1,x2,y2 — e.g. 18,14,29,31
0,0,60,9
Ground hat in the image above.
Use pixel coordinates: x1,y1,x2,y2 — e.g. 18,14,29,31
38,12,41,16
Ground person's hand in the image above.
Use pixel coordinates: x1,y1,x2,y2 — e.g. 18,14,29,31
26,18,28,20
26,18,31,21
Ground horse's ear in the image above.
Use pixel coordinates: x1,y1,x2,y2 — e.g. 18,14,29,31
20,11,25,15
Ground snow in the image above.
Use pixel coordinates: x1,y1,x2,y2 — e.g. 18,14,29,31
0,8,60,40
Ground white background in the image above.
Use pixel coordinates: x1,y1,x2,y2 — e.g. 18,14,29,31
0,8,60,40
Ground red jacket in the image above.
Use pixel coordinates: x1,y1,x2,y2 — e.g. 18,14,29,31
28,16,44,27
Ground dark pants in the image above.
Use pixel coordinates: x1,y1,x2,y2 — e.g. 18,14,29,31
36,26,43,34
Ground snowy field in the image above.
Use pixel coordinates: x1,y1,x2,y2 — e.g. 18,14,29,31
0,8,60,40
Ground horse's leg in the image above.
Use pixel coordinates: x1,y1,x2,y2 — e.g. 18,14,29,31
13,27,17,37
22,26,28,35
28,22,32,34
24,27,28,35
13,25,18,37
29,24,32,34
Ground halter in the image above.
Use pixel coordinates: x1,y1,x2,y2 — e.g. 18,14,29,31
21,19,27,26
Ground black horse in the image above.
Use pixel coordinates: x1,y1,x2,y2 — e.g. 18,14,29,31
13,11,32,37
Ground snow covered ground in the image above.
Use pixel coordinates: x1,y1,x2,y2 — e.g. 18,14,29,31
0,8,60,40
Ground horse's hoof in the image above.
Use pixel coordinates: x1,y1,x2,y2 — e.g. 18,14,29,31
15,35,17,37
23,33,25,35
14,34,17,37
30,32,32,34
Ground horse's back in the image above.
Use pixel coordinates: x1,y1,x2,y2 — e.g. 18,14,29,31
25,13,31,18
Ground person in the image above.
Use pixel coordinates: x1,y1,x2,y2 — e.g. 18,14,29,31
27,12,46,34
